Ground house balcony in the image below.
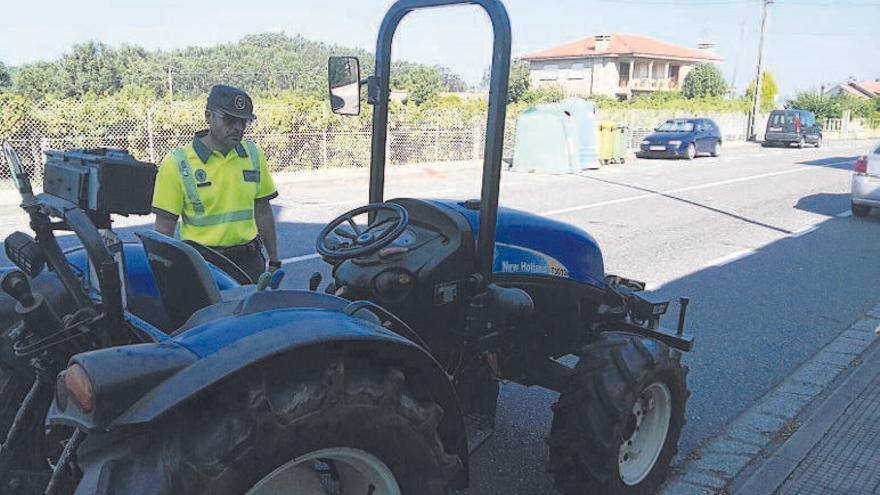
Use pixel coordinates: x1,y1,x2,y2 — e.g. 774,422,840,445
618,78,680,93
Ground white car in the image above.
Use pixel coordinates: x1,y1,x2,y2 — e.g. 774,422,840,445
852,141,880,217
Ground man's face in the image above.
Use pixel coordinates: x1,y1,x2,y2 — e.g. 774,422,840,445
206,109,251,149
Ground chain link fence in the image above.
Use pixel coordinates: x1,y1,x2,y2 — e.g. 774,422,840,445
2,96,878,190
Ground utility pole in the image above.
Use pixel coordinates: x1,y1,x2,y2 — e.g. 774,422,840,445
748,0,772,141
167,67,174,101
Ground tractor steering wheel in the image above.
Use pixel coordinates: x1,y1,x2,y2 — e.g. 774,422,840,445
316,203,409,260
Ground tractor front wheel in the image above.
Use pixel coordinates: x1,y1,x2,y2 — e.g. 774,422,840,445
548,332,689,495
126,356,462,495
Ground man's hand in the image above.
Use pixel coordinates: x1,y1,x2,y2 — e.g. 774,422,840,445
268,259,282,273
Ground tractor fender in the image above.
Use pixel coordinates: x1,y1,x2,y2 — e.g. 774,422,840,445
52,307,467,468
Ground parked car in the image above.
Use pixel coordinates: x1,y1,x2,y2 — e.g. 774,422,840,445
851,140,880,217
637,118,722,160
763,109,823,148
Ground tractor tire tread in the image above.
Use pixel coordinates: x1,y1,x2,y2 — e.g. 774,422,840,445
548,332,688,495
121,356,460,495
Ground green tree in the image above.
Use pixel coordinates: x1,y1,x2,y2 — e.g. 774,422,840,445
507,59,531,103
0,62,10,88
13,62,69,98
785,92,879,122
398,66,442,105
436,66,469,92
746,70,778,112
681,63,727,99
785,93,840,121
60,41,126,96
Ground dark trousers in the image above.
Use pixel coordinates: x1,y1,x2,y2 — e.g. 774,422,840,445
212,238,266,283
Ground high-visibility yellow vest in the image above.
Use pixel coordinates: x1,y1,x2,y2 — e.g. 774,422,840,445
152,136,277,247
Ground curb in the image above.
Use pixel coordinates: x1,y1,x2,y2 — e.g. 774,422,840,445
731,335,880,495
658,304,880,495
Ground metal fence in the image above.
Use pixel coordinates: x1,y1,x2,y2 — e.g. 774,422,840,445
1,97,878,190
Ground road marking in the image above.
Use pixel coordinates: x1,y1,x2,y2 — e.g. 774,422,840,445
710,248,757,267
543,162,852,217
281,253,321,264
789,225,819,238
290,188,457,208
836,210,853,218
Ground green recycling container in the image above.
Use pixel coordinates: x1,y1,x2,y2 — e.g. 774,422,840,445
611,124,629,164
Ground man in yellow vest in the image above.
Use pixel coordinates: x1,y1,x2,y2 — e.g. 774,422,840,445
152,85,280,282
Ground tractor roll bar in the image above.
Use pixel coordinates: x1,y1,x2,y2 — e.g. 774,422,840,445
369,0,511,283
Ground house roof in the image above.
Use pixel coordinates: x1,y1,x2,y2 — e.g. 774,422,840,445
830,80,880,99
522,33,722,62
851,80,880,98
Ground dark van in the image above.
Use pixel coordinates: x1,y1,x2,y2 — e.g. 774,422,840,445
763,109,822,148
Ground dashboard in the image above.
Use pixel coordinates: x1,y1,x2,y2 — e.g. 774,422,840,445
331,198,475,308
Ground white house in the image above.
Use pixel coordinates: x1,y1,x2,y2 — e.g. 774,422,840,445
522,33,722,100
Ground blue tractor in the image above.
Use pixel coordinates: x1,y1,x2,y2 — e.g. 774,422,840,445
0,1,693,494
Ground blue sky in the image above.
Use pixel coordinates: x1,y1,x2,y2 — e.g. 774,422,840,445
2,0,878,98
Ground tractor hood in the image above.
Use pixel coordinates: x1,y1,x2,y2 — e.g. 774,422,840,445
429,200,605,288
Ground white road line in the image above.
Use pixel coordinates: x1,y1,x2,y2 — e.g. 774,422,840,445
789,225,819,238
281,253,321,264
836,210,853,218
543,162,852,217
709,248,757,267
290,188,457,208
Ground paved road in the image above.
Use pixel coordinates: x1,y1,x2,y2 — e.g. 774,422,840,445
0,140,878,494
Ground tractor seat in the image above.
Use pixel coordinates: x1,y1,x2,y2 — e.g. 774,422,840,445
135,231,256,330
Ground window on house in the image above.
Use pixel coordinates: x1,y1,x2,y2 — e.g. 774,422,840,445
540,64,559,81
619,62,630,87
569,63,585,80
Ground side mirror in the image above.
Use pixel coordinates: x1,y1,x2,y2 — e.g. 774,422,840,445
328,56,361,116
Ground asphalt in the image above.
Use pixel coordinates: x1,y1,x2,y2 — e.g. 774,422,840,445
0,139,877,494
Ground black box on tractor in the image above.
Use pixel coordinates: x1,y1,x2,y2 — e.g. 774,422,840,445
43,149,157,216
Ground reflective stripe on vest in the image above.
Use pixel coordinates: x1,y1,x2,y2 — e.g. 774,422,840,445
172,148,205,215
185,209,254,227
244,140,260,195
172,144,259,227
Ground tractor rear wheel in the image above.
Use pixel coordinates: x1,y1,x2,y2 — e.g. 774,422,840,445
123,356,462,495
548,332,688,495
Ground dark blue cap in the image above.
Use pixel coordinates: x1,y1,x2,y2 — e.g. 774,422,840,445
206,84,256,120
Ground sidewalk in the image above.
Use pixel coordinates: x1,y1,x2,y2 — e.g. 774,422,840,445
660,303,880,495
732,328,880,495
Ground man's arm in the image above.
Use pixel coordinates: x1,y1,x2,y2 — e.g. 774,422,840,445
255,198,279,268
152,154,184,237
154,213,178,237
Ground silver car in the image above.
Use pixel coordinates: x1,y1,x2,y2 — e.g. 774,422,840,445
852,140,880,217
